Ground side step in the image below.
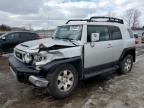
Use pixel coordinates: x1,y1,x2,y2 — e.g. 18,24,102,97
84,66,119,79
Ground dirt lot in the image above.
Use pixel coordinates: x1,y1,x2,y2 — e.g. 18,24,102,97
0,47,144,108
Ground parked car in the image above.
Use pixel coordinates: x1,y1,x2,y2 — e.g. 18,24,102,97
0,32,5,36
9,17,136,99
134,34,140,44
0,31,40,55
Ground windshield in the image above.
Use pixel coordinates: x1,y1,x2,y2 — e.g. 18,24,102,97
53,25,82,40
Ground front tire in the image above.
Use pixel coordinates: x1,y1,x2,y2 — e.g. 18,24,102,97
119,55,133,74
46,64,78,99
0,49,3,56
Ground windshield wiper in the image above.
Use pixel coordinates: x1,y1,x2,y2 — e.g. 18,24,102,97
61,38,78,46
52,37,77,46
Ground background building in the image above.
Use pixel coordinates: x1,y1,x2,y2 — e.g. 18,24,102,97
132,28,144,37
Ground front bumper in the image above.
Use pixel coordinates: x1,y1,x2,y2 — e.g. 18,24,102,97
9,56,48,87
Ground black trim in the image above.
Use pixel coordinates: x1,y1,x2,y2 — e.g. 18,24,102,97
9,56,39,74
41,56,82,75
9,56,40,83
119,47,136,62
80,45,85,80
89,16,124,24
84,61,119,79
66,16,124,24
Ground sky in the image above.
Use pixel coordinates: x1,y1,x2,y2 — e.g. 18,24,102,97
0,0,144,30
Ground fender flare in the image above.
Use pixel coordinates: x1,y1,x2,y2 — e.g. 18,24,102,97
40,56,83,76
119,47,136,62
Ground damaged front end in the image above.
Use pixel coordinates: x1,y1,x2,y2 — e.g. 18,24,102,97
35,44,82,70
10,41,82,87
14,38,83,71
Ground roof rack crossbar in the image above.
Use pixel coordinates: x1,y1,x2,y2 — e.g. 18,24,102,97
66,16,124,24
89,16,124,24
66,19,89,24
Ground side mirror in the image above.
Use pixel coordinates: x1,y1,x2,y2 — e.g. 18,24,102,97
1,36,5,40
91,33,100,42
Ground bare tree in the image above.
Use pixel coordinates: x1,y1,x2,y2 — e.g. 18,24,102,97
123,8,141,28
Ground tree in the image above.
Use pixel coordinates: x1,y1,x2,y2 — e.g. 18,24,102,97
123,8,141,28
0,24,11,31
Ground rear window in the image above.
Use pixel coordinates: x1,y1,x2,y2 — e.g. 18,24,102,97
109,26,122,40
31,33,38,37
127,29,134,38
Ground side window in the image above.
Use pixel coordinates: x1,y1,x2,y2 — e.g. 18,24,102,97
20,33,25,39
20,32,31,39
6,33,19,40
109,26,122,40
27,33,35,39
87,26,110,42
30,33,37,38
127,29,134,38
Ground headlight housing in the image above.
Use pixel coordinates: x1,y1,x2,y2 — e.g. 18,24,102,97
34,54,46,63
35,51,54,66
23,53,33,64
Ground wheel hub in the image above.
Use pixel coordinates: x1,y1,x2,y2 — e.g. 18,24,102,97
124,58,132,72
57,70,74,92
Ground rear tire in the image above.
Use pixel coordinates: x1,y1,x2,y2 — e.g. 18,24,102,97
119,55,133,74
46,64,78,99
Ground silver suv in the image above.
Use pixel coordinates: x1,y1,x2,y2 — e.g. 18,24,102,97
9,17,136,98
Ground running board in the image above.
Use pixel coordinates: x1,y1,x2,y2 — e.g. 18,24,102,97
84,66,119,79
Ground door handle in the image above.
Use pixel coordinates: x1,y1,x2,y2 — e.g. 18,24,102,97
107,44,112,48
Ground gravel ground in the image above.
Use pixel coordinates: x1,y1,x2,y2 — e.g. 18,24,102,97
0,47,144,108
82,54,144,108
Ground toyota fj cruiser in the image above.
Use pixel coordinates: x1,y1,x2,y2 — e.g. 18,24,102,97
9,17,136,99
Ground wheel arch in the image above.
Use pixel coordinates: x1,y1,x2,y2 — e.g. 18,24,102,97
119,47,136,62
41,56,83,79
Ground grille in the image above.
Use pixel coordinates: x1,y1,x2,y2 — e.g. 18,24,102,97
15,51,23,60
14,49,25,61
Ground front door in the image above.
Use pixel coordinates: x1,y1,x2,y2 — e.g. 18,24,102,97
4,33,19,52
84,25,114,71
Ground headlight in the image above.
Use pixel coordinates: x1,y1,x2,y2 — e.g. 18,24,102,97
24,53,33,64
35,52,54,66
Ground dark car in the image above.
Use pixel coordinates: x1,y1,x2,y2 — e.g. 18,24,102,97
0,32,5,36
0,31,41,55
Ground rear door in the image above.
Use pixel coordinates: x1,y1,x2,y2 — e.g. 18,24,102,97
19,32,31,43
19,32,38,43
29,33,39,40
108,26,123,61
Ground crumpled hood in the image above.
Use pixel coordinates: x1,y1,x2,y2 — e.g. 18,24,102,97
22,38,75,48
15,38,83,66
15,38,82,53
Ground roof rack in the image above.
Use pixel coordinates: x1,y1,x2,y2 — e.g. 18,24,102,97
66,16,124,24
65,19,89,24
